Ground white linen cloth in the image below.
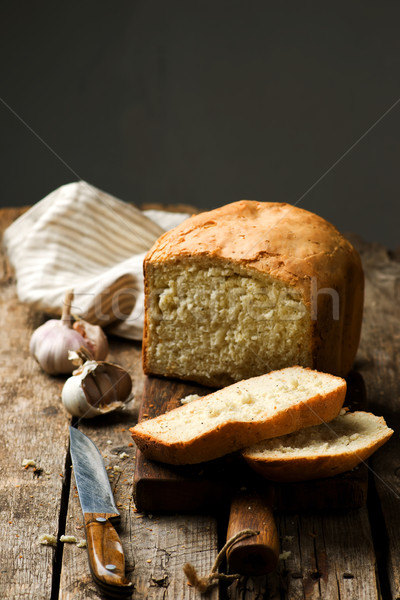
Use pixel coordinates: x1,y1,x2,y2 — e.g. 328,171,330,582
3,181,190,339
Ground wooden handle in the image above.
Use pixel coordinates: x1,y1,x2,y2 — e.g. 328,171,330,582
84,513,133,597
226,493,279,576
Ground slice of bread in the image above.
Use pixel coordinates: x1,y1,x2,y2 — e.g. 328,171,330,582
130,367,346,465
243,411,393,482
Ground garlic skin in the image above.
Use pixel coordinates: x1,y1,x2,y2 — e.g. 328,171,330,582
72,320,108,362
61,356,132,418
30,320,90,374
29,290,108,375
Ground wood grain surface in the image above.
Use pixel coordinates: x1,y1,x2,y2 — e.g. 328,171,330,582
226,492,280,576
0,207,69,600
351,234,400,600
0,208,399,599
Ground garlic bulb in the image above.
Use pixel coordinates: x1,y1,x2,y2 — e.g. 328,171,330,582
62,349,132,418
30,290,108,375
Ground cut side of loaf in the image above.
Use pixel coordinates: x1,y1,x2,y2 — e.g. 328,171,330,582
243,411,393,482
144,259,312,387
129,367,346,465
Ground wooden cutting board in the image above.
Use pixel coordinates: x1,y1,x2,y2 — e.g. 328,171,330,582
133,371,368,514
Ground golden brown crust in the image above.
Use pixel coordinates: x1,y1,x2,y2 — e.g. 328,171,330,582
243,416,393,482
142,201,364,380
129,376,346,465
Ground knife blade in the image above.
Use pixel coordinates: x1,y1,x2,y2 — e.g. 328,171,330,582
69,426,133,597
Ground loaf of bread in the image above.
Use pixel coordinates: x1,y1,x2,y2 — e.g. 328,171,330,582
142,201,364,387
129,367,346,465
243,411,393,482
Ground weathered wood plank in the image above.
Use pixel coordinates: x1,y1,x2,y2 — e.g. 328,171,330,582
352,236,400,599
0,210,69,599
228,508,379,600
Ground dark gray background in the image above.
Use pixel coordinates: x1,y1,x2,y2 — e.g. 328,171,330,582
1,1,399,247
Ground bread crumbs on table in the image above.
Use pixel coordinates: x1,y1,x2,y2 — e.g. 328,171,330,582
60,535,77,543
39,534,57,546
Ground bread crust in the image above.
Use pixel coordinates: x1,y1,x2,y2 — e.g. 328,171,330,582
242,414,393,482
142,201,364,383
129,372,347,465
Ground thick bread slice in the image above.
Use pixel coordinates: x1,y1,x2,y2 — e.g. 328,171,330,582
243,411,393,482
130,367,346,465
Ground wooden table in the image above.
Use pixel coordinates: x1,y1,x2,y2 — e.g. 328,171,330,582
1,207,399,600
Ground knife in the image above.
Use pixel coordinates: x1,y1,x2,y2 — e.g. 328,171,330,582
69,426,133,597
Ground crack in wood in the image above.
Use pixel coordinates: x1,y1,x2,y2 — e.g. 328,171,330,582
50,434,73,600
335,572,342,600
367,469,392,600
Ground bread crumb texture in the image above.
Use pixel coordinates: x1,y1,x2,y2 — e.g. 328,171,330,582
243,411,393,481
59,535,77,543
148,263,311,384
245,412,392,457
38,534,57,547
137,367,339,443
180,393,202,405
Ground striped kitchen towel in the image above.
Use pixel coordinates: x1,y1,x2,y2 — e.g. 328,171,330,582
3,181,190,339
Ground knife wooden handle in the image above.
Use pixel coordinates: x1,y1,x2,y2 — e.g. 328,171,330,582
226,492,279,576
84,513,133,597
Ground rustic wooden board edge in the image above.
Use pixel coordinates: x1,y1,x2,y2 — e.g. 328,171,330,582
133,449,229,514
